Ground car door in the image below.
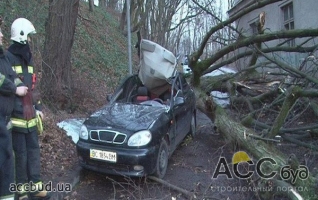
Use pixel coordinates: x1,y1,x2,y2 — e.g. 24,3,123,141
171,75,189,145
179,75,194,132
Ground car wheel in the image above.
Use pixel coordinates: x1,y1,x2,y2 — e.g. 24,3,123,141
154,139,169,179
190,113,196,137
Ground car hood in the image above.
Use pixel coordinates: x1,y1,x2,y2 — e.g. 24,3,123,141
85,103,167,132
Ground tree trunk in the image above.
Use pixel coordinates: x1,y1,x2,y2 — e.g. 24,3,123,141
194,88,318,200
42,0,79,107
88,0,94,12
118,0,126,31
107,0,117,9
99,0,106,8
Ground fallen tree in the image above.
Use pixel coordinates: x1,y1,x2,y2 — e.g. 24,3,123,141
195,89,318,200
135,0,318,199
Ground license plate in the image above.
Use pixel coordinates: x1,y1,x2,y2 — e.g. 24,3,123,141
90,149,117,162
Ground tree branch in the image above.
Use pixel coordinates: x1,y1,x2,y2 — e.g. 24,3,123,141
204,45,318,75
259,49,318,85
191,0,284,64
281,134,318,151
203,30,318,75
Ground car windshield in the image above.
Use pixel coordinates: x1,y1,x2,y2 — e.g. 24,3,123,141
140,100,168,108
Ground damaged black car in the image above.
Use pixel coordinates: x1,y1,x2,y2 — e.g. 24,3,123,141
76,39,196,178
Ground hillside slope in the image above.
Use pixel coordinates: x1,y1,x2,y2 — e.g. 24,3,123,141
0,1,139,112
0,0,139,182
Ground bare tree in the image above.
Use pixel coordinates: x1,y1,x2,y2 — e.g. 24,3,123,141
42,0,80,107
99,0,106,8
118,0,127,31
88,0,94,11
119,0,148,35
107,0,117,9
119,0,183,46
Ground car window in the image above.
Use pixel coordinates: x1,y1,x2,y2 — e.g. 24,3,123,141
171,75,181,95
170,74,183,99
113,75,140,103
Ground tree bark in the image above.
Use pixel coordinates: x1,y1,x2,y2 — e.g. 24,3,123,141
268,86,301,138
88,0,94,12
42,0,79,106
118,0,126,31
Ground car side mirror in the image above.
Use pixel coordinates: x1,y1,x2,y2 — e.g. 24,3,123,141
174,96,185,106
107,94,112,102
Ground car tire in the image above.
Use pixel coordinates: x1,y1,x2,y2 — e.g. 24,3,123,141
154,139,169,179
190,112,196,137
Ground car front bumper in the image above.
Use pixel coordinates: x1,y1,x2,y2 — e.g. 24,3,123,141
76,140,158,177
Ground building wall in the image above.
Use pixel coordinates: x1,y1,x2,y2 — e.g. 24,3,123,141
227,0,318,73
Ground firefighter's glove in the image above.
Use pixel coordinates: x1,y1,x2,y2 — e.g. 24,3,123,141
36,110,44,120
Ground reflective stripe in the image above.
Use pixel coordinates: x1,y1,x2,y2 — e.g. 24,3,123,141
12,66,23,73
33,181,44,191
0,73,5,87
28,66,34,74
14,77,23,86
16,183,28,194
11,118,37,128
0,195,14,200
16,181,44,194
12,66,34,74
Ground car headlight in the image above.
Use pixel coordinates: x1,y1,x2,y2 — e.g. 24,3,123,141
79,125,88,140
128,130,152,146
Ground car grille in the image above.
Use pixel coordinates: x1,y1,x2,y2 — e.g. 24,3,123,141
90,130,127,144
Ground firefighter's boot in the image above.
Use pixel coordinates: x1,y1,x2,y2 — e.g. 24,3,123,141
17,194,29,200
29,191,51,200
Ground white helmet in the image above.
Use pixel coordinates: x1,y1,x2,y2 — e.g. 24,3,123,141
11,18,36,44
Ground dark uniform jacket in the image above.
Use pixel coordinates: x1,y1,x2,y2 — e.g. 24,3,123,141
0,48,19,116
6,43,42,133
0,47,21,167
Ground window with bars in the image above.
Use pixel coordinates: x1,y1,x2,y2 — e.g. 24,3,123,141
250,21,258,36
282,2,295,46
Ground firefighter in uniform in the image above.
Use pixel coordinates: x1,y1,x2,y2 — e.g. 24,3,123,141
6,18,51,200
0,16,28,200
